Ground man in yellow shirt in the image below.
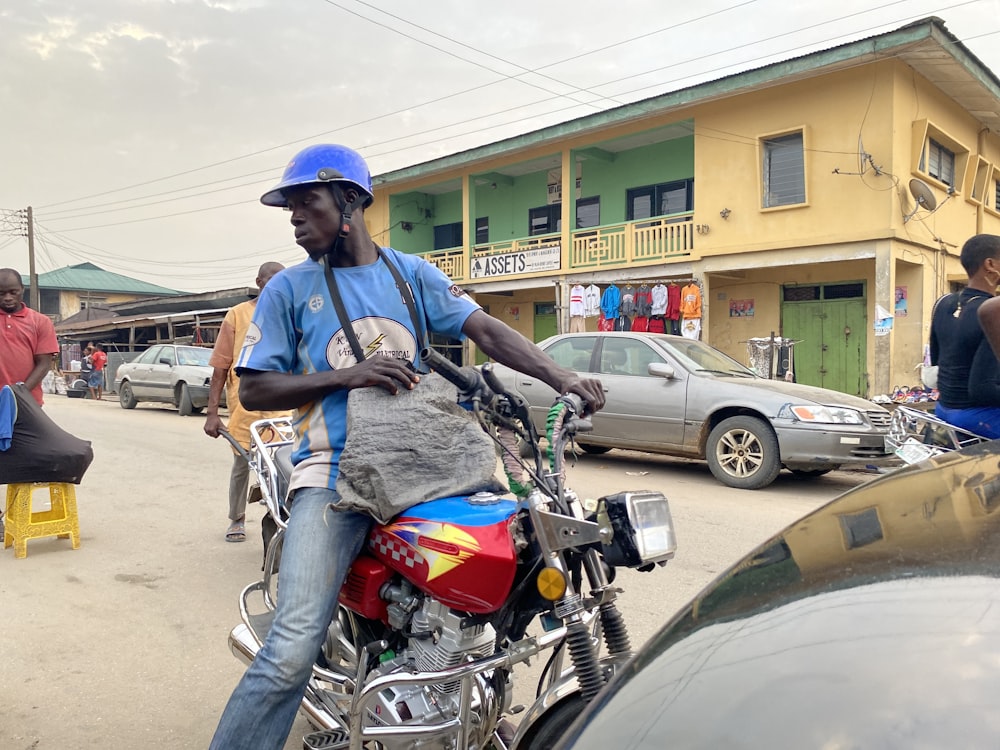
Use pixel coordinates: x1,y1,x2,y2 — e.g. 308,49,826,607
204,262,287,542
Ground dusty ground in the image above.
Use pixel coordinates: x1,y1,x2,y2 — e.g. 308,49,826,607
0,392,866,749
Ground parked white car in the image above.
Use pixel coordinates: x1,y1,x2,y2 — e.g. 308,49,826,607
114,344,218,416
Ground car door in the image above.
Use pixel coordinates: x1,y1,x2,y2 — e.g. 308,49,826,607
126,346,163,398
513,335,598,432
593,335,688,449
146,345,177,402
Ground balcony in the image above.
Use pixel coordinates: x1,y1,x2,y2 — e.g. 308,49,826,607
423,213,695,284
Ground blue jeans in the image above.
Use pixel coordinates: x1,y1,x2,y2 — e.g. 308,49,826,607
935,403,1000,439
210,487,373,750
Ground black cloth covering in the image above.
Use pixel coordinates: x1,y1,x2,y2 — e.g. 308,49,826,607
0,383,94,484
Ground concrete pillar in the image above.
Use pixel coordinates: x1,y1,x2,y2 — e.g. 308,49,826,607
873,242,893,397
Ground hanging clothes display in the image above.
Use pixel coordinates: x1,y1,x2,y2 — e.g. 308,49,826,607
600,284,621,320
634,283,653,317
583,284,602,317
679,282,702,319
619,284,636,317
569,283,586,332
666,284,682,318
679,282,702,340
650,283,668,316
647,316,666,334
569,284,585,317
631,315,649,332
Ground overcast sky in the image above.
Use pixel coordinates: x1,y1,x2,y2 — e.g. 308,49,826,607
1,0,998,293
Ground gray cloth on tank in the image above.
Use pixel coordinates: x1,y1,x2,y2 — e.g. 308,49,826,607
336,372,506,523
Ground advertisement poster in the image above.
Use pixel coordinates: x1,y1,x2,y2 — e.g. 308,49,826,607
729,298,755,317
895,286,908,317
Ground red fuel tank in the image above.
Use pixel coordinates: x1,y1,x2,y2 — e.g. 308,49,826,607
368,493,519,614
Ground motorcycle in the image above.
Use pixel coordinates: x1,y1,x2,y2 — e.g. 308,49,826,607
884,403,987,465
223,348,677,750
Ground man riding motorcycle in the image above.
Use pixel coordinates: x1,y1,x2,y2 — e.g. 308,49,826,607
209,143,605,750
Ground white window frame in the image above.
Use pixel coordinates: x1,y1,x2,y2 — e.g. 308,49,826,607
911,119,969,194
759,128,806,209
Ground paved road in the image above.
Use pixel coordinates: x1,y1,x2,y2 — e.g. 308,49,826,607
0,394,872,749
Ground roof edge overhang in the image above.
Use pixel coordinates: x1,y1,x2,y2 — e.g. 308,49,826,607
372,17,999,188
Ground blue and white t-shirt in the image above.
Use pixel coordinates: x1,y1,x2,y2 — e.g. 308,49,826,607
237,247,480,492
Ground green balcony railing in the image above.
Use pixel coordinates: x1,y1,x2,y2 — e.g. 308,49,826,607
424,214,694,283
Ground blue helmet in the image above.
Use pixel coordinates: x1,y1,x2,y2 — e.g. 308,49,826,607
260,144,374,208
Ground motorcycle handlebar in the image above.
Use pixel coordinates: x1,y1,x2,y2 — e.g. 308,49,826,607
420,347,485,396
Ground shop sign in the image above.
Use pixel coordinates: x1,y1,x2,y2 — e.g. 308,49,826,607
470,244,561,279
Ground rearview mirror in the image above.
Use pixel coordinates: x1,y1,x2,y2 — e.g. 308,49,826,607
648,362,675,379
159,358,171,365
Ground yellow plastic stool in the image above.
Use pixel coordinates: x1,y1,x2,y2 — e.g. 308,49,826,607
4,482,81,559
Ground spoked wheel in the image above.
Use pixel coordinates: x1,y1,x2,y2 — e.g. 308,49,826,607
706,415,781,489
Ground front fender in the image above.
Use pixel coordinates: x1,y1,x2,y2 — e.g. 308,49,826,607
510,652,632,750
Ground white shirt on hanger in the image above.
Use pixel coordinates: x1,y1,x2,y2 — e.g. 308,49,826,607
583,284,601,317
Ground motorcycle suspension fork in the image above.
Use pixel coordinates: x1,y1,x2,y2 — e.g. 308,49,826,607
581,548,632,656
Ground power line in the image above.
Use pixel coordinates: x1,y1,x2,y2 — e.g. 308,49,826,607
33,3,998,233
29,0,798,213
318,0,621,110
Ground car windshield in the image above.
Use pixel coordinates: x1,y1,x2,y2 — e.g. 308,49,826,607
660,338,755,377
177,346,213,366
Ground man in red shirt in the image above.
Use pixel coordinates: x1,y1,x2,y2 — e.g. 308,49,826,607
0,268,58,406
88,343,108,401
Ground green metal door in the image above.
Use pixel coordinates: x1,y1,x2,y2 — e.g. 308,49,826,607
781,284,868,396
534,302,558,342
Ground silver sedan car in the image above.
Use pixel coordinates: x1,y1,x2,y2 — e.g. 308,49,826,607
490,332,892,489
114,343,217,416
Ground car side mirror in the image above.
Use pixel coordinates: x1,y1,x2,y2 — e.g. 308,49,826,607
159,358,171,365
648,362,675,379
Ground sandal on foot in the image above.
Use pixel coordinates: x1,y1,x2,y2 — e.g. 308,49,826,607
225,519,246,543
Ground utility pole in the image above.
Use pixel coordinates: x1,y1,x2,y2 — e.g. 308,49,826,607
26,205,38,310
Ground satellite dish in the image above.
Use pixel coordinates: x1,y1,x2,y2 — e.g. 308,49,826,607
903,178,938,223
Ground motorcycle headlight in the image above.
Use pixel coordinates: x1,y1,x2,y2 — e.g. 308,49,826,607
782,404,864,425
599,491,676,568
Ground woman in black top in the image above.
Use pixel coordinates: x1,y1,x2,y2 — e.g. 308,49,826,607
929,234,1000,438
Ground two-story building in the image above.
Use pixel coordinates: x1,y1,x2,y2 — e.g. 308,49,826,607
366,17,1000,397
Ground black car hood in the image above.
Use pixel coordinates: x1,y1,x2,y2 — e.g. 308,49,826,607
557,442,1000,749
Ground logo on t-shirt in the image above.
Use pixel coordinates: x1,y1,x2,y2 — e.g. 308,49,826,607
326,317,416,368
308,294,324,313
244,322,262,346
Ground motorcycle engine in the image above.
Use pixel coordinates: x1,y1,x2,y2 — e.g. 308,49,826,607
364,597,502,750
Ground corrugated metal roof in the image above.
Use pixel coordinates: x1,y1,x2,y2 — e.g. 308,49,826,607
23,262,183,296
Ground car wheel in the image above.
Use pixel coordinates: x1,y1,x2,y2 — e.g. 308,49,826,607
178,383,196,416
706,415,781,490
580,443,611,455
118,381,137,409
789,467,834,479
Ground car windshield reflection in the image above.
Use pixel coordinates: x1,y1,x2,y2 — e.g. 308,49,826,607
177,347,213,367
660,338,756,376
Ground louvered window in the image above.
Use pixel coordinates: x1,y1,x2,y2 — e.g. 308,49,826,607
762,132,805,208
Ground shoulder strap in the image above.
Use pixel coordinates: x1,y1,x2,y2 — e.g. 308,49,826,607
320,248,427,364
931,292,956,319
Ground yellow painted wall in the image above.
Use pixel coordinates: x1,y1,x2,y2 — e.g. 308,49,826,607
366,54,1000,387
692,63,899,256
710,258,875,368
58,291,151,322
475,288,557,343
